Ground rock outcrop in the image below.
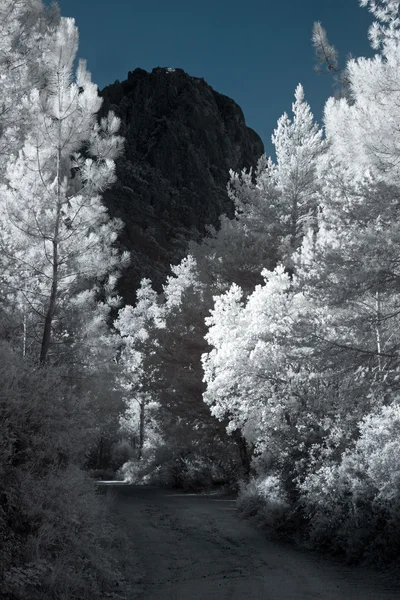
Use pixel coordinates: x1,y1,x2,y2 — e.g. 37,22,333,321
100,67,264,304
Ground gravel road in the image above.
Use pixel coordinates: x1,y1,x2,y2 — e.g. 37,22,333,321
103,483,399,600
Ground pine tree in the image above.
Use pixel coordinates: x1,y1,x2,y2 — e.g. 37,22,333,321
189,154,283,293
312,21,339,75
0,16,128,364
0,1,59,171
324,1,400,183
296,0,400,393
272,84,325,258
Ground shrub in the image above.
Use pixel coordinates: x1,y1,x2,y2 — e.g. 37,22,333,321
237,474,292,536
299,403,400,565
88,468,119,481
0,342,131,599
110,439,135,472
121,436,239,491
118,459,143,484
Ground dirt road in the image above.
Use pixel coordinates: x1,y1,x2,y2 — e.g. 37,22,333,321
104,484,399,599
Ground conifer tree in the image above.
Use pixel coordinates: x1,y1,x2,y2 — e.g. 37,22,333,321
189,154,283,293
0,16,127,364
311,21,339,75
0,0,58,168
272,84,325,258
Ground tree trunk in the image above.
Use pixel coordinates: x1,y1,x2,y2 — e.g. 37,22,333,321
40,133,62,366
138,400,145,460
39,242,58,365
233,430,251,480
290,194,298,251
40,278,57,365
22,312,26,357
375,290,383,372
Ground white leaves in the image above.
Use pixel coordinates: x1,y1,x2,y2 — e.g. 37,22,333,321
202,262,315,443
115,279,165,342
114,278,166,407
360,0,400,49
51,17,78,74
89,112,124,162
76,58,92,89
272,84,324,184
324,45,400,183
300,401,400,527
0,9,126,364
164,255,202,309
270,85,326,260
322,3,400,183
0,0,53,175
100,111,122,137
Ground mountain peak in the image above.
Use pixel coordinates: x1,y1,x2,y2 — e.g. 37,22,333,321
100,68,264,303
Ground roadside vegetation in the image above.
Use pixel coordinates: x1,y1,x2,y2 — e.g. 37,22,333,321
0,2,130,597
2,2,400,596
116,0,400,571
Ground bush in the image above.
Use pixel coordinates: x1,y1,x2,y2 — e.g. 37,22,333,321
110,440,135,472
299,403,400,566
118,459,144,484
237,474,293,537
121,436,239,491
0,342,131,599
88,468,119,481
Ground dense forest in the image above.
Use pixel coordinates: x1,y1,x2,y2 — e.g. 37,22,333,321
1,0,400,598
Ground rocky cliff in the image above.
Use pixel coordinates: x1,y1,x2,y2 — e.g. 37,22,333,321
100,67,264,304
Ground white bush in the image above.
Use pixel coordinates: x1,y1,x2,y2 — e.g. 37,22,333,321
256,474,289,507
299,403,400,563
237,473,292,536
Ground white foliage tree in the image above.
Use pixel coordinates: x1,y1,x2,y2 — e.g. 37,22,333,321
0,16,128,364
272,84,325,257
115,256,207,423
360,0,400,48
114,258,206,456
189,154,285,295
199,0,400,560
296,0,400,392
285,0,400,514
114,256,242,476
202,267,326,467
0,0,59,168
114,278,165,456
324,1,400,183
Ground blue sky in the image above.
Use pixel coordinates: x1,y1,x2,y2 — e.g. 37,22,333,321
55,0,374,156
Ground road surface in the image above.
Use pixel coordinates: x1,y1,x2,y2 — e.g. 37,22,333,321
104,484,399,600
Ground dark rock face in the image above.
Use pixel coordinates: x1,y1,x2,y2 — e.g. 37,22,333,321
100,67,264,304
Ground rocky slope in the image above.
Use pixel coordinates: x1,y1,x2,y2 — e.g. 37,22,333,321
100,67,264,304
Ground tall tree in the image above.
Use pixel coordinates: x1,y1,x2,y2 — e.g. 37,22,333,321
115,258,245,477
115,277,165,456
189,154,283,293
0,0,59,169
271,84,325,259
0,16,127,365
0,0,59,340
201,266,331,492
297,0,400,388
324,1,400,184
